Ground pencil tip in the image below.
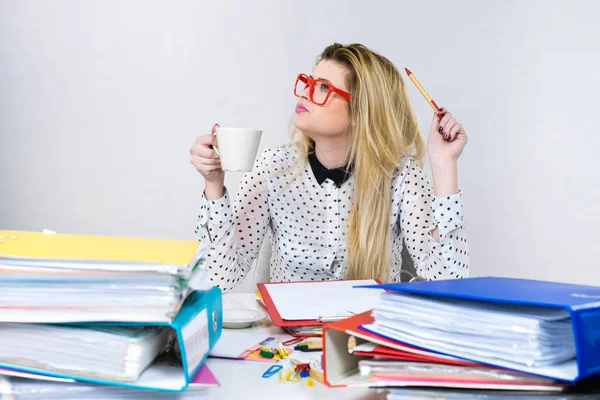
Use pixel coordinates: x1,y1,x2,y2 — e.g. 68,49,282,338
404,67,412,76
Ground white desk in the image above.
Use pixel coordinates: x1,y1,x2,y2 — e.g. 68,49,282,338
203,293,386,400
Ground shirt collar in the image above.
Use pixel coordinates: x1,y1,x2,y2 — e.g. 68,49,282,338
308,152,353,188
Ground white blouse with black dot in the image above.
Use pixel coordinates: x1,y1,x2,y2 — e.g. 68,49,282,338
196,145,469,292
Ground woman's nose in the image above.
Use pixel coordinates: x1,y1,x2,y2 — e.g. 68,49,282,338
299,84,310,100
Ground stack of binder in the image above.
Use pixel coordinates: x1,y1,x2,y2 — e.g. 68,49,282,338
0,230,223,397
0,230,213,323
323,277,600,395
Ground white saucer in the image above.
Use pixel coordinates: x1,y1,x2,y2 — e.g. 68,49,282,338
222,308,267,329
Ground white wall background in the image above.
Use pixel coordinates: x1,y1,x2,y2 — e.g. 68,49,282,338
1,0,599,286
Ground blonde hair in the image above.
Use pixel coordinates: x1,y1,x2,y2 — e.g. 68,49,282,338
291,43,424,282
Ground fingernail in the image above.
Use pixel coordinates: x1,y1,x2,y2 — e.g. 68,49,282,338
438,127,443,133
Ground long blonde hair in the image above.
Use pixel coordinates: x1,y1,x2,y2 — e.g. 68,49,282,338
291,43,424,282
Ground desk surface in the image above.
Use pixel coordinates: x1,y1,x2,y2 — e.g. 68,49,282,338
204,293,383,400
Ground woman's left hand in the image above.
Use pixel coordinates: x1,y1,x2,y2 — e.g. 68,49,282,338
427,108,468,165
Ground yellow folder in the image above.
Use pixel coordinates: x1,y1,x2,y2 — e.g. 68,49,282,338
0,230,199,266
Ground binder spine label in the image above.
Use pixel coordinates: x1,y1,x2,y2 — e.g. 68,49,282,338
181,308,209,375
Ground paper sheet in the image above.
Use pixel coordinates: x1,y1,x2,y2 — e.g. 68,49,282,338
209,329,272,359
189,364,218,387
265,280,381,321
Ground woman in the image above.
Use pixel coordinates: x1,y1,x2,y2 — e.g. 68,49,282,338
190,43,469,292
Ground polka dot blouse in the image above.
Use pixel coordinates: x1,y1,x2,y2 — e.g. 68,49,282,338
196,145,469,292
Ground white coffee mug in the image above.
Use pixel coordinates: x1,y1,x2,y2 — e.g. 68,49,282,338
213,127,263,172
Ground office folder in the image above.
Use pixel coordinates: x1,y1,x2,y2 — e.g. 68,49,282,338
0,230,211,323
0,287,223,393
257,279,381,330
359,277,600,383
0,230,201,273
323,312,565,391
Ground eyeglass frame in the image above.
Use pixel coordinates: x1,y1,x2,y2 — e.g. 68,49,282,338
293,73,352,106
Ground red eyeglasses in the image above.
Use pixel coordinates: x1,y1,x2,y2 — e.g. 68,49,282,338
293,73,352,106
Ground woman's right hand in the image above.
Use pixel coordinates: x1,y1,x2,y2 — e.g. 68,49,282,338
190,124,224,185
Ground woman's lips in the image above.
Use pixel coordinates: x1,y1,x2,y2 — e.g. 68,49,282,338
295,103,308,113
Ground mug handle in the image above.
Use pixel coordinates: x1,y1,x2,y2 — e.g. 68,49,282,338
212,130,220,156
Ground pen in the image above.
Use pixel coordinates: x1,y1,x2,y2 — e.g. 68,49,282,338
294,342,322,350
404,67,443,116
256,299,267,310
296,345,322,352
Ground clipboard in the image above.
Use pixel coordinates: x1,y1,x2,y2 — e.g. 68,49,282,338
258,281,323,328
257,279,381,334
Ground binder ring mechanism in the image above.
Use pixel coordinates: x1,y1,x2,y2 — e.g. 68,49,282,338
391,269,426,283
212,310,218,332
317,311,357,323
315,271,427,324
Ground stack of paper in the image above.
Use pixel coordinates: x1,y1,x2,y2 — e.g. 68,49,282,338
323,311,567,391
367,291,576,369
0,324,170,382
0,230,211,322
357,360,565,390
